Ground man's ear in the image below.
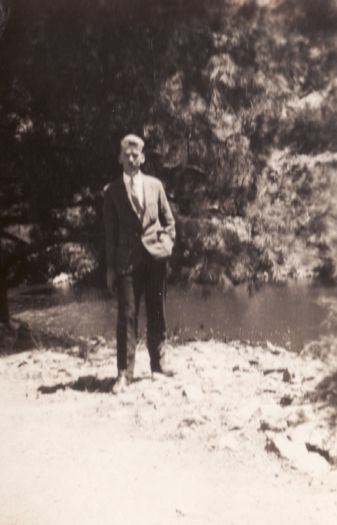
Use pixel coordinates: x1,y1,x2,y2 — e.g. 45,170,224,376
140,152,145,165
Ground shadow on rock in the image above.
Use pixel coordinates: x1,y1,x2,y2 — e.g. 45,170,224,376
38,374,149,395
38,383,69,394
308,371,337,428
71,375,115,393
38,375,114,394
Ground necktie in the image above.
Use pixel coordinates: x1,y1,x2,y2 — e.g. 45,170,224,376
130,177,143,217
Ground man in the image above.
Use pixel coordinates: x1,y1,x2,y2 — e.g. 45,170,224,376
103,134,176,394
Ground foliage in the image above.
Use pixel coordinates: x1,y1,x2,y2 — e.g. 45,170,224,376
1,0,337,288
28,242,99,283
247,153,337,282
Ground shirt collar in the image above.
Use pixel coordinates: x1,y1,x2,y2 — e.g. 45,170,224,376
123,171,142,184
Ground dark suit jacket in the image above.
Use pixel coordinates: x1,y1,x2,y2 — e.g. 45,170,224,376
103,173,175,275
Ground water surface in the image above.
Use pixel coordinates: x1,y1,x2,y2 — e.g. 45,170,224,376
10,281,337,352
166,283,336,351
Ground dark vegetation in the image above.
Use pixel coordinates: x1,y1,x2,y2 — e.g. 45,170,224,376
1,0,337,323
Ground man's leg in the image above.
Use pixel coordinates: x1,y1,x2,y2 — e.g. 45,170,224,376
115,272,143,385
144,256,171,374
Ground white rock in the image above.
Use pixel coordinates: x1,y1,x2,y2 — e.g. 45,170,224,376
217,434,240,451
182,384,204,403
52,272,73,288
265,433,330,475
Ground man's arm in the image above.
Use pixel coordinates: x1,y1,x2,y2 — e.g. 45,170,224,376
158,182,175,242
103,186,118,291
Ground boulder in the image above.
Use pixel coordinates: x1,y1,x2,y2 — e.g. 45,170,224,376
265,433,331,474
182,384,204,403
289,422,337,466
259,403,289,432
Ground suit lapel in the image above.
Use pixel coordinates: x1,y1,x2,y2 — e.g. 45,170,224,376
118,173,156,226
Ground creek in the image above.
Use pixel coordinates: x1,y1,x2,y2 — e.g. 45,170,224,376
166,282,336,351
10,281,337,352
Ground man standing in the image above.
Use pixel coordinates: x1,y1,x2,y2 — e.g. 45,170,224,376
103,134,176,394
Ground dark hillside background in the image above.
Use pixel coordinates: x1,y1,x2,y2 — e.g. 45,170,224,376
1,0,337,291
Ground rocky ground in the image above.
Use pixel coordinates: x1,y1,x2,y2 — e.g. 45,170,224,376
1,325,337,525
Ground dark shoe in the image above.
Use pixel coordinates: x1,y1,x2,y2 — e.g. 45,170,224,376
112,372,129,394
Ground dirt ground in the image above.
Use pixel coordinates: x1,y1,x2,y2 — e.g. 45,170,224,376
1,336,337,525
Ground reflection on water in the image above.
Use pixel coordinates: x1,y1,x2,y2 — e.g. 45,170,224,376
10,282,337,352
166,283,337,351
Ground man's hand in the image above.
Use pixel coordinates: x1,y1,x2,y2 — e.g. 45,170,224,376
106,267,116,293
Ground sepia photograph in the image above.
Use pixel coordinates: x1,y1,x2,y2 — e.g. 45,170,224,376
1,0,337,523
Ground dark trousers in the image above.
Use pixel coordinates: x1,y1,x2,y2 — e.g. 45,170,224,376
116,250,167,379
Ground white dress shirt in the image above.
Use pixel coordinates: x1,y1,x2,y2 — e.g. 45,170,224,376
123,171,144,208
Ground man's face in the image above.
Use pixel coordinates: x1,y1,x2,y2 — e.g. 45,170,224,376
119,144,144,175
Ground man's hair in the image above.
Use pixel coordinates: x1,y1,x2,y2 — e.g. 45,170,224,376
120,134,145,151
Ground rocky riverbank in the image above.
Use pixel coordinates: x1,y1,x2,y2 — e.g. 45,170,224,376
1,330,337,524
1,332,337,472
